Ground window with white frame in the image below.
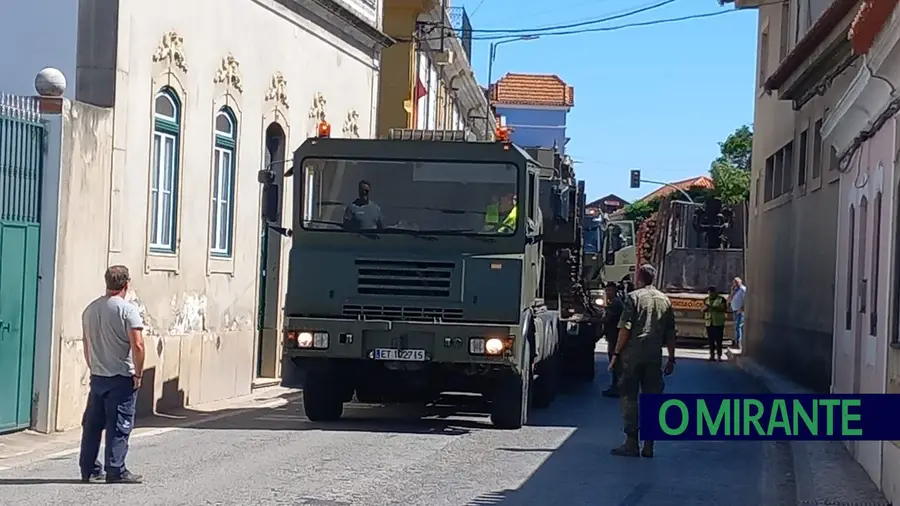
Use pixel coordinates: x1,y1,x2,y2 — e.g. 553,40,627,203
210,107,237,256
150,88,181,252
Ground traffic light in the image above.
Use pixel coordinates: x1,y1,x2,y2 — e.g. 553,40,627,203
629,169,641,189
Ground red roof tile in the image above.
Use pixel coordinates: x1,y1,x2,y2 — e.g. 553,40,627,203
637,176,714,203
489,73,574,107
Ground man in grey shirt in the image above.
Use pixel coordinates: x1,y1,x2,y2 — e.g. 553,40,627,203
78,265,145,484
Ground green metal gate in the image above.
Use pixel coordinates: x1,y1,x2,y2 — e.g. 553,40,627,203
0,95,44,432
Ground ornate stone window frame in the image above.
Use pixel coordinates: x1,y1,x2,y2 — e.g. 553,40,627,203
145,30,189,274
207,54,245,276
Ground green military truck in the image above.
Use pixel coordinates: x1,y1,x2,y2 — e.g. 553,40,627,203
525,147,600,383
257,127,577,429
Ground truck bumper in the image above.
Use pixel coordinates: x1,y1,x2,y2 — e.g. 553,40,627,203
282,316,521,366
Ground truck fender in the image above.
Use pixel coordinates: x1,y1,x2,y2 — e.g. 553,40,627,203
522,309,536,364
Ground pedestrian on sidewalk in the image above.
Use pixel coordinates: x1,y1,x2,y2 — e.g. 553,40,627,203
703,286,727,361
608,264,676,458
601,281,624,398
729,277,746,350
78,265,145,484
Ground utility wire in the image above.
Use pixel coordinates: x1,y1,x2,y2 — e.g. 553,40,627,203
463,0,677,33
406,0,778,43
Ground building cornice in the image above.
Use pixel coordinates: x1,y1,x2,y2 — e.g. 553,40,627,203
277,0,395,49
823,3,900,155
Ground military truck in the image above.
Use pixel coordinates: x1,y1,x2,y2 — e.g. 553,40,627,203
581,208,637,305
525,148,603,383
257,125,573,429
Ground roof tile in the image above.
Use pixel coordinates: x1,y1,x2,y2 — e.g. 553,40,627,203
489,73,574,107
638,176,714,203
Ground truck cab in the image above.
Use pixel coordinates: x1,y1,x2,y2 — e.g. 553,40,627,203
257,125,562,429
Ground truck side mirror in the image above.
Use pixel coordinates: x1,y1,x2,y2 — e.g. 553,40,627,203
553,191,569,221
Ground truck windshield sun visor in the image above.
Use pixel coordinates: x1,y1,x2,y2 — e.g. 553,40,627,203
297,158,520,237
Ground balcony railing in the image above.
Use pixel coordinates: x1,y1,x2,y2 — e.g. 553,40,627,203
448,6,473,62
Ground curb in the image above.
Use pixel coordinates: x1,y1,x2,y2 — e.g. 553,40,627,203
731,354,891,506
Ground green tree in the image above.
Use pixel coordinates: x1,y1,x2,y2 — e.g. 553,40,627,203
715,125,752,171
709,125,752,204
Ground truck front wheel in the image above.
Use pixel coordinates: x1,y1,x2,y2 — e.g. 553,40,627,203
303,368,344,422
490,342,532,429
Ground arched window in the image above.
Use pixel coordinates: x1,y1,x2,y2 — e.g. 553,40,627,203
210,107,237,256
150,88,181,252
871,192,882,335
846,204,855,330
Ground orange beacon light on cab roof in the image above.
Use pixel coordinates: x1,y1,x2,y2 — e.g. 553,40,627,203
317,120,331,138
495,126,510,142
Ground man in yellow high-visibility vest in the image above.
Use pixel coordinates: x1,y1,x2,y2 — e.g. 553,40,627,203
484,193,517,233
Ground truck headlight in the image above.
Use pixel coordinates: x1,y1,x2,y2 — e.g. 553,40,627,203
290,331,328,349
594,298,605,306
485,338,505,355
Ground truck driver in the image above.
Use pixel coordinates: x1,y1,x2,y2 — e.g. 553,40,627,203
483,192,517,233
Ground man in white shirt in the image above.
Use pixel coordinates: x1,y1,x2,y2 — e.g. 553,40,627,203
729,277,746,350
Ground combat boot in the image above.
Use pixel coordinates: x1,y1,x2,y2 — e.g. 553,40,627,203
610,433,640,457
641,440,654,458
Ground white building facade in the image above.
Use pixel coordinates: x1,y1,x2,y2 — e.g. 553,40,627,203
10,0,392,433
822,2,900,502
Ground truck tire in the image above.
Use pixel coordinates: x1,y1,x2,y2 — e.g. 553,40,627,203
491,341,532,429
303,369,344,422
531,351,558,409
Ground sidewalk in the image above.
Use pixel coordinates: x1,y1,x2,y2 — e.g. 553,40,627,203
0,385,301,470
730,352,891,506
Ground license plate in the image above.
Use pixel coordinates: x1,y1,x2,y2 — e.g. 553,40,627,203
373,348,426,361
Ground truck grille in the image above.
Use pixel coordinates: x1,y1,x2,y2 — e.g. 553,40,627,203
355,259,454,297
342,304,463,321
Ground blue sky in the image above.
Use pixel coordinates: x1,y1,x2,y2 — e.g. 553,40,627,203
452,0,759,202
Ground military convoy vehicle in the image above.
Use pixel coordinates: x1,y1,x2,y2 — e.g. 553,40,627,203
525,147,601,383
580,207,637,306
257,124,599,429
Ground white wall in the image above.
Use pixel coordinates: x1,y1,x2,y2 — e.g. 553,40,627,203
53,0,381,430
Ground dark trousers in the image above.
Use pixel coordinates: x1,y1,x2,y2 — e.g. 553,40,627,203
707,325,725,357
607,336,620,388
79,374,138,478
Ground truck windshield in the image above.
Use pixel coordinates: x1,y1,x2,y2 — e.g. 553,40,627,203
583,219,603,254
605,221,635,264
299,158,519,235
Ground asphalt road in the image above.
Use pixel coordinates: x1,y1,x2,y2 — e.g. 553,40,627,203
0,349,789,506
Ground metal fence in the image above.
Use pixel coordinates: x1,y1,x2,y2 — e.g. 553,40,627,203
0,94,44,224
448,6,473,63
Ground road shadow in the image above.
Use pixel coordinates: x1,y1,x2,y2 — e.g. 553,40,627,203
463,351,774,505
137,350,720,438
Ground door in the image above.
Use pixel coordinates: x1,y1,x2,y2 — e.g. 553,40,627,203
0,223,40,431
0,100,44,433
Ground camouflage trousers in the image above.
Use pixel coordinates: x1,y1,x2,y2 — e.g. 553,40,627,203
617,358,664,436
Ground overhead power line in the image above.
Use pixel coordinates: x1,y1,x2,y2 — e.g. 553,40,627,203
407,1,777,43
464,0,677,34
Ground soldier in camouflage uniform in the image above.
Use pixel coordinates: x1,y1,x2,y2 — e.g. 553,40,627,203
608,264,677,457
601,282,624,397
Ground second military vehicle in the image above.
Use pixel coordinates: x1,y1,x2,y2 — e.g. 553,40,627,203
258,125,573,429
